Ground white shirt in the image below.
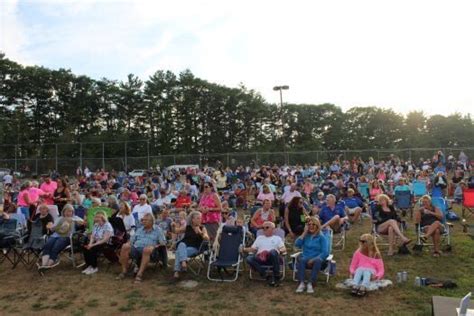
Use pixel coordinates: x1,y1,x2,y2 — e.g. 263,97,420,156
118,213,136,234
251,235,284,255
132,204,153,221
281,190,302,204
3,174,12,184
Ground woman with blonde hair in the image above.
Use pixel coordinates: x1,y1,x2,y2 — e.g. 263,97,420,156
81,211,114,275
117,201,135,236
415,195,443,257
294,217,329,294
373,194,411,256
349,233,384,296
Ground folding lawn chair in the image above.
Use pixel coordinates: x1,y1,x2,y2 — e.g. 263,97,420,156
0,218,27,268
357,183,370,201
249,228,287,281
412,181,428,202
394,190,412,217
415,197,452,251
462,189,474,219
207,225,245,282
187,240,210,275
290,228,335,283
14,219,47,269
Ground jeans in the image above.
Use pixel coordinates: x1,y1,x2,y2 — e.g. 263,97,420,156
297,256,322,283
353,267,374,288
246,249,280,279
174,242,199,272
42,237,70,261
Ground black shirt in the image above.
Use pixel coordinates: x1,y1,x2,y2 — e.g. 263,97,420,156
29,213,54,235
374,205,400,225
180,225,204,249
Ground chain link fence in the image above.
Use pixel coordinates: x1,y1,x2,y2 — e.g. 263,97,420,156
0,141,473,176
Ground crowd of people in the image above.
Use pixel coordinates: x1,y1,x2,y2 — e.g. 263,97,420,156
0,150,473,295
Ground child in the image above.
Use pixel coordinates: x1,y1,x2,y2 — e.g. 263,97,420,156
349,233,384,296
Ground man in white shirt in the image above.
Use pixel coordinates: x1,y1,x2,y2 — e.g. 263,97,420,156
3,173,13,186
132,194,153,222
243,221,286,287
281,184,302,204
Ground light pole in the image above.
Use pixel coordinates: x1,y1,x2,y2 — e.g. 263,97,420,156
273,85,289,164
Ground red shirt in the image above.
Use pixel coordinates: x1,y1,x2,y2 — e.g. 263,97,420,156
176,195,191,208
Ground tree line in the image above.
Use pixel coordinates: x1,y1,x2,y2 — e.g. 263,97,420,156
1,53,473,160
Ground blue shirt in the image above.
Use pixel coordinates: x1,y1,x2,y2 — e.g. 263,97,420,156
131,225,166,249
319,204,346,224
295,232,329,260
343,197,363,208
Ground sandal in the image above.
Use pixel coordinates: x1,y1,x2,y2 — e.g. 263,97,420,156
357,287,367,297
351,287,359,296
403,239,412,246
116,272,126,280
134,275,143,284
433,251,440,257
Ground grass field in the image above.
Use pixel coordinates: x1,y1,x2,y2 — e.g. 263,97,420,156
1,204,473,316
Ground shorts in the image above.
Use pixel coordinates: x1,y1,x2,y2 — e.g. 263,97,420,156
130,246,163,262
347,207,360,215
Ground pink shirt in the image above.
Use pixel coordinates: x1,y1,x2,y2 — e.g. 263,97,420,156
17,190,30,207
257,191,275,202
349,249,384,280
40,181,58,205
28,187,45,204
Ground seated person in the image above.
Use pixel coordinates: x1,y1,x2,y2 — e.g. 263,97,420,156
29,204,54,235
453,181,465,203
221,201,238,226
319,194,347,232
349,234,384,297
156,208,173,240
170,211,187,244
175,190,192,211
373,194,411,256
39,204,85,270
117,213,166,283
393,178,410,193
250,199,275,235
294,217,329,294
343,188,363,223
132,194,153,222
173,211,209,279
256,185,275,204
311,191,326,215
115,201,135,236
415,195,444,257
81,211,114,275
243,221,286,287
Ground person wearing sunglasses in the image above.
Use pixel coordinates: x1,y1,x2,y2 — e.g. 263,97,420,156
349,234,384,297
294,217,329,294
243,221,286,287
198,182,222,242
132,194,153,223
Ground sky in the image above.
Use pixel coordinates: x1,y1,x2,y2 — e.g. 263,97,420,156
1,0,474,116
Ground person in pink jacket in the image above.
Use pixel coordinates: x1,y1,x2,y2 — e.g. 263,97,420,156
349,233,384,296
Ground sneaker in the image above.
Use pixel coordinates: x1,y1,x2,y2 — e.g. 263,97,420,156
296,282,305,293
306,283,314,294
48,259,61,269
82,266,92,274
85,267,98,275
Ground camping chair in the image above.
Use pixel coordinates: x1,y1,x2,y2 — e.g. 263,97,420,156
14,219,47,269
462,189,474,219
357,183,370,201
415,197,452,251
207,225,245,282
394,190,412,217
0,218,26,268
187,240,210,275
412,181,428,202
290,228,335,283
248,228,286,281
331,200,347,251
370,201,405,248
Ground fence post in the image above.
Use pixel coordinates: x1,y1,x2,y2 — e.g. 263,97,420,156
79,143,83,171
102,142,105,170
316,151,319,163
255,152,259,166
55,144,58,172
14,145,18,172
124,141,127,172
173,155,176,165
226,153,230,168
147,140,150,170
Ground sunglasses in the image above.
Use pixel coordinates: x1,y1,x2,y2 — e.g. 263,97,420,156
359,239,367,243
263,226,272,230
222,212,229,215
307,223,316,226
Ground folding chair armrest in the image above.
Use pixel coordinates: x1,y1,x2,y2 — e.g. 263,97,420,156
326,254,334,261
446,222,454,227
290,251,302,259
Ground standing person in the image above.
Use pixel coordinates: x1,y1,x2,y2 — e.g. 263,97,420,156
349,234,384,297
17,181,33,223
284,196,308,239
198,182,222,241
54,178,71,211
40,174,58,206
294,217,329,294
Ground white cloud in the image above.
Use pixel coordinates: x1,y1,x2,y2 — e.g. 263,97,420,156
1,0,473,116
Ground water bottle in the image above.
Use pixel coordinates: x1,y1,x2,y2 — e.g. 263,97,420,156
329,260,336,275
402,271,408,282
414,276,421,286
397,272,403,283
